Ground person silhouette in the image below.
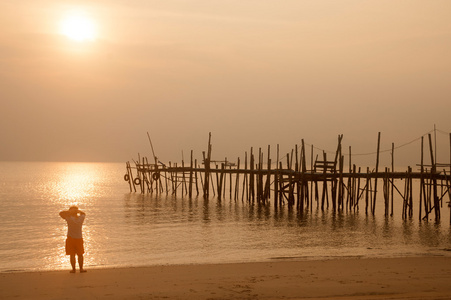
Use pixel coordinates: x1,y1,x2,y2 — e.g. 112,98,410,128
59,206,87,273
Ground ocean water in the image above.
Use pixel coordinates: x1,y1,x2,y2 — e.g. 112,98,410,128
1,161,451,273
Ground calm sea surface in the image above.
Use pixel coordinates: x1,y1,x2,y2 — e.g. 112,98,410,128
1,161,451,272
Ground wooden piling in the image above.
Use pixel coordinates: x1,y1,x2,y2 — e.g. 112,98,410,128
391,142,395,216
274,145,279,207
429,134,440,220
373,132,381,215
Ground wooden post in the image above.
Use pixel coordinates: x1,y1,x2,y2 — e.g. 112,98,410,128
202,152,207,197
218,164,224,201
242,152,248,202
209,170,216,197
391,143,394,216
352,164,357,211
260,150,264,203
338,156,344,210
265,158,272,203
140,157,146,194
274,145,279,207
125,162,134,193
409,166,413,218
169,162,174,195
250,148,255,203
145,157,151,194
346,146,352,211
428,134,440,220
222,161,227,200
279,161,284,205
300,141,307,210
321,152,327,211
194,159,199,196
189,151,193,197
235,157,240,201
229,159,233,200
365,167,370,214
314,154,319,208
373,132,381,215
402,168,407,219
264,145,271,203
355,166,361,211
295,145,300,208
420,136,424,220
384,167,389,217
203,133,212,199
287,153,294,206
181,159,185,196
198,163,204,196
332,135,342,211
310,144,314,211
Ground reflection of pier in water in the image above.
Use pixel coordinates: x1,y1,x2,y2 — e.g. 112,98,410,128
124,132,451,224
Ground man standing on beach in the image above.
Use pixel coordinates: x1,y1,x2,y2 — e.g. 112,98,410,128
59,206,87,273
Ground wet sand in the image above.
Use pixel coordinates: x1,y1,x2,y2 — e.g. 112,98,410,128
1,256,451,299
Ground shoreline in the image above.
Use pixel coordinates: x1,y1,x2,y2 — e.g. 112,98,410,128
2,252,448,274
2,256,451,299
0,255,368,274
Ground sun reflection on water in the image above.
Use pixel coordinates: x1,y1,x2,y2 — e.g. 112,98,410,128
48,163,106,208
46,163,113,271
56,174,94,202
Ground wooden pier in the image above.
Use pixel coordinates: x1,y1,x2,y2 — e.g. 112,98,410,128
124,132,451,223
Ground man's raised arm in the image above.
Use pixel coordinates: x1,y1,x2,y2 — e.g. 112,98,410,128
59,210,70,219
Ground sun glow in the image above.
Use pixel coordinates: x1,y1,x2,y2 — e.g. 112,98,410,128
60,13,97,42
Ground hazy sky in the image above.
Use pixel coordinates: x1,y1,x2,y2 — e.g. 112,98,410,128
1,1,450,168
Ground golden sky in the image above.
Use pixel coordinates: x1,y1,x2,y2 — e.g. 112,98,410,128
1,1,450,166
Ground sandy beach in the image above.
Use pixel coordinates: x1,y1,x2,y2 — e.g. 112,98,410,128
1,256,451,299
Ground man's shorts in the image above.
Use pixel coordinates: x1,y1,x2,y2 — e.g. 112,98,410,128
65,236,84,255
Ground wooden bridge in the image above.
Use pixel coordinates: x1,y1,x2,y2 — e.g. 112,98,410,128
124,132,451,223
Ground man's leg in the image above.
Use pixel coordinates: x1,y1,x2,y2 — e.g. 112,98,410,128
70,254,76,273
78,254,86,272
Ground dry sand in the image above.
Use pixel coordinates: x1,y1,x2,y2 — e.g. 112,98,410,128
1,256,451,299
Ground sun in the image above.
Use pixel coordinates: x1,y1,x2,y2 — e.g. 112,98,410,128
60,14,97,42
